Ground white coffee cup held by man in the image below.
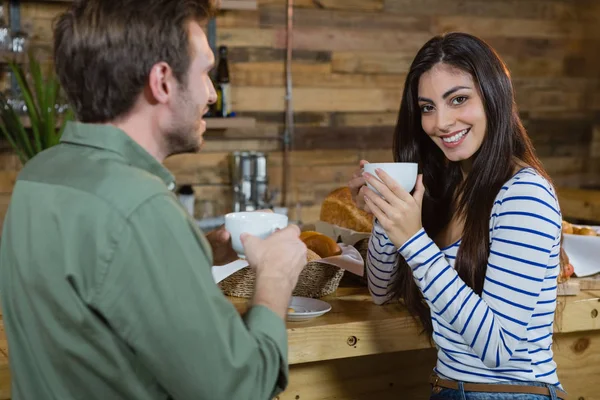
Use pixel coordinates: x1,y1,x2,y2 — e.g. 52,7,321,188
225,211,289,258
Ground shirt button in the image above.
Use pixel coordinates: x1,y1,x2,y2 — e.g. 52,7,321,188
167,182,175,191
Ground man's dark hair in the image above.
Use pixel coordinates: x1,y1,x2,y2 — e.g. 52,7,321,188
54,0,216,123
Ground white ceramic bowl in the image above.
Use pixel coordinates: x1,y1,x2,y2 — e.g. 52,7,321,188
225,211,288,257
362,162,418,195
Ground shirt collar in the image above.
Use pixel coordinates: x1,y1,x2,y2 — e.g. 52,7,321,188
60,121,176,190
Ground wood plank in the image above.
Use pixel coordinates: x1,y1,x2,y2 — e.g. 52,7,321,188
205,117,256,130
553,331,600,400
383,0,580,21
281,330,600,400
516,90,586,113
288,203,321,224
217,28,276,47
269,164,354,189
332,113,398,127
556,290,600,333
164,153,230,185
292,126,394,150
591,126,600,158
523,118,593,146
215,10,260,28
231,66,406,88
274,27,432,52
232,87,402,113
203,125,281,139
557,187,600,222
359,149,395,163
0,154,21,171
557,280,580,296
541,156,587,176
227,47,331,63
282,349,437,400
259,0,384,11
433,17,586,39
268,149,361,166
0,172,18,194
486,37,590,60
503,56,564,77
201,138,280,153
192,184,233,217
331,52,414,74
577,275,600,291
244,112,331,127
259,6,430,31
534,144,590,158
0,194,12,228
220,0,258,11
231,61,331,74
20,1,68,20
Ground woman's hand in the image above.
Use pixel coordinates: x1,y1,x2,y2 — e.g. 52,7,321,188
363,169,425,248
348,159,372,213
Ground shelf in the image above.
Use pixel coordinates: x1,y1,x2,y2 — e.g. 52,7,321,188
30,0,258,10
17,116,256,131
205,117,255,130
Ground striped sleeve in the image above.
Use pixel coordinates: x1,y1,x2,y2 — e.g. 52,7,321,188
398,175,561,368
366,219,400,304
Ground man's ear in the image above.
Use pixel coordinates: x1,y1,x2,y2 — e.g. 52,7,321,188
148,62,174,104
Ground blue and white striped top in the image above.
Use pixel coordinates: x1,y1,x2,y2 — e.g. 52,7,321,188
367,168,562,387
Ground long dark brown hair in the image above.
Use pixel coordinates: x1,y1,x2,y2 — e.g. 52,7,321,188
390,32,556,335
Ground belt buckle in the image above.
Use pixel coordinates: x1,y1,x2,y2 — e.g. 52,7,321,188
432,376,442,394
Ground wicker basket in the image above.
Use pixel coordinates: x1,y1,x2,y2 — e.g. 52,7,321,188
219,260,345,299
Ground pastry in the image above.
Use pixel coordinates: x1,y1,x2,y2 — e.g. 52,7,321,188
319,187,373,232
301,231,342,258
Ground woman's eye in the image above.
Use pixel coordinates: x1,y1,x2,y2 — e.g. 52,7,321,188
421,104,434,113
452,96,467,105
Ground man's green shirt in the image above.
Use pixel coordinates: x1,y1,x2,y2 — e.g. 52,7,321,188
0,122,288,400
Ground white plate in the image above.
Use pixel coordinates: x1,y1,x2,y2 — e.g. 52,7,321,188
287,296,332,322
563,225,600,277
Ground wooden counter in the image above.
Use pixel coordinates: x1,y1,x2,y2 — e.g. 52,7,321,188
0,284,599,399
237,284,600,400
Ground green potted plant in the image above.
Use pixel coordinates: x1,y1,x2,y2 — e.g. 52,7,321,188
0,51,74,165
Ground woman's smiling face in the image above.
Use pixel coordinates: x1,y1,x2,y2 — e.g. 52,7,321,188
418,63,487,163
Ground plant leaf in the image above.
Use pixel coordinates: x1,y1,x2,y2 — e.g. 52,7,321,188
0,122,27,164
8,59,41,154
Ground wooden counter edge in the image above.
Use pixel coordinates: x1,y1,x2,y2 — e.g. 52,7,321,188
284,288,600,365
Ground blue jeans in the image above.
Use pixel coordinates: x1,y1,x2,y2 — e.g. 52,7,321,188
429,380,565,400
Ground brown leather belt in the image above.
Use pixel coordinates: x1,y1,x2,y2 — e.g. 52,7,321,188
429,374,569,399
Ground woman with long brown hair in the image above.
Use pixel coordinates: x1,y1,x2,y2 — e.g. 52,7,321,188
349,32,567,400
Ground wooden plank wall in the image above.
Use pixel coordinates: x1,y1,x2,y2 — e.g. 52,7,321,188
0,0,599,224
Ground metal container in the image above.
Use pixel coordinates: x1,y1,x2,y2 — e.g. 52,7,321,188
230,151,272,212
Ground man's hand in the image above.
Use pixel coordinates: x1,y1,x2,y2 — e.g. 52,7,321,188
205,226,239,266
241,225,307,319
206,209,275,266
